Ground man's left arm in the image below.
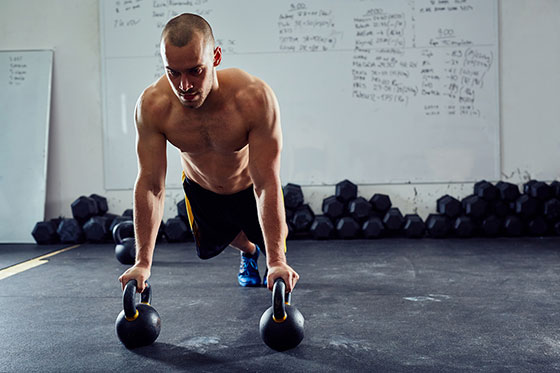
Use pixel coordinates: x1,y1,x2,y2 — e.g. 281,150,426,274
246,81,299,292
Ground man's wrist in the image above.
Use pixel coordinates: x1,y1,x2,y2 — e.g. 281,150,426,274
267,257,287,267
134,258,152,268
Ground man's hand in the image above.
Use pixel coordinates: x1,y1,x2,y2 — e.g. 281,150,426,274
118,263,151,292
266,262,299,292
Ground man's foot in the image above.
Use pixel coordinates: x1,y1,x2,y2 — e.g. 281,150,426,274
238,248,261,287
263,267,268,287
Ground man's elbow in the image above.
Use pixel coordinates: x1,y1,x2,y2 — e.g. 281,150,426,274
135,177,165,199
253,176,282,198
151,185,166,199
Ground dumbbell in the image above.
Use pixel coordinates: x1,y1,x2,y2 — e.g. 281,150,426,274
527,216,548,236
283,183,304,210
382,208,404,234
285,208,295,224
513,195,539,219
71,194,108,224
347,197,371,222
369,193,392,214
480,215,502,236
71,196,98,224
291,204,315,233
551,181,560,199
322,196,345,221
544,199,560,221
336,217,360,239
361,216,384,239
176,199,189,223
496,181,520,201
403,214,425,238
474,180,498,201
335,179,357,203
488,200,511,217
57,218,85,244
83,216,111,242
461,195,487,219
453,216,476,238
89,194,109,215
524,180,552,201
310,216,334,240
554,221,560,236
113,220,135,265
32,220,60,244
437,195,462,218
68,194,111,241
425,214,451,238
503,215,523,236
286,221,296,240
164,217,191,242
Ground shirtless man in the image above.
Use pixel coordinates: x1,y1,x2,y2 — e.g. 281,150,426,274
118,13,299,293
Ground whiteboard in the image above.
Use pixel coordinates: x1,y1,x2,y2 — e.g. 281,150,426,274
100,0,499,188
0,50,53,243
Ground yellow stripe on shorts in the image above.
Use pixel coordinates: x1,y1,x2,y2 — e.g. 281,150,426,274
281,187,288,253
182,171,195,230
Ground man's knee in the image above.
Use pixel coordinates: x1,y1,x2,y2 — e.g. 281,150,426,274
230,231,259,255
195,241,230,260
230,231,249,248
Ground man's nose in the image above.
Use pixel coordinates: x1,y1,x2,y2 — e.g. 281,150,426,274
179,75,193,91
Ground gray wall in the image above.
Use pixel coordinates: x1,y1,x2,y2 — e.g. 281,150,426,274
1,0,559,222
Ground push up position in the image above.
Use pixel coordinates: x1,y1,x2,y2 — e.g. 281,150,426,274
118,13,299,292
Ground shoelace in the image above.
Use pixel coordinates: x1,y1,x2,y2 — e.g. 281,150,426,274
239,255,258,274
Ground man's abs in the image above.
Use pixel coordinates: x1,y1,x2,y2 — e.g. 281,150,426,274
180,149,253,195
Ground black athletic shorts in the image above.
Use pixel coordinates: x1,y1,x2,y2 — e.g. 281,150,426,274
182,172,266,260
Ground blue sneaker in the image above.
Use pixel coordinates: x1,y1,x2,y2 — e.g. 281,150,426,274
238,248,261,287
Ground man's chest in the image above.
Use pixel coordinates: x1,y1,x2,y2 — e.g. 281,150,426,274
164,109,249,155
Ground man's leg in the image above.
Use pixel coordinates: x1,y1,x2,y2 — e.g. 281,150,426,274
229,231,257,255
230,231,261,287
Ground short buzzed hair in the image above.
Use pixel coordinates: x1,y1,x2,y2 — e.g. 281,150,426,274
161,13,215,47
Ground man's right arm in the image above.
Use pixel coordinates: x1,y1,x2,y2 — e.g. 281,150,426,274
118,91,168,292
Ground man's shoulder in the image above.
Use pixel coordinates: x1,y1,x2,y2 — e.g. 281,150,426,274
136,78,172,125
220,68,274,110
219,69,278,131
220,68,268,95
219,67,254,82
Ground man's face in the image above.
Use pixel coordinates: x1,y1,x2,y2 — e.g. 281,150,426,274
160,33,221,109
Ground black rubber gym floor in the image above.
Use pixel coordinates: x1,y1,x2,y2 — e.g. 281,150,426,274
1,238,560,372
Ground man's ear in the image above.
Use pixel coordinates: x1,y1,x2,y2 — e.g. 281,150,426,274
213,46,222,67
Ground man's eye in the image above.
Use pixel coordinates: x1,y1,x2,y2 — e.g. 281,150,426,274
167,69,179,77
193,68,203,75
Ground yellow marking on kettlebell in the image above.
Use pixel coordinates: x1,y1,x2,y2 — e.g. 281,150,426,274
273,313,288,323
125,309,139,321
141,302,151,306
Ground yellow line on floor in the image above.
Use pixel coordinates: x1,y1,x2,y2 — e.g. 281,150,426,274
0,245,80,281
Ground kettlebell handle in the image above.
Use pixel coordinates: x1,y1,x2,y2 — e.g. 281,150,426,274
272,278,292,323
113,220,134,244
123,279,152,320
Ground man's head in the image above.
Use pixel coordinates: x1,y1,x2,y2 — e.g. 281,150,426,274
160,13,221,108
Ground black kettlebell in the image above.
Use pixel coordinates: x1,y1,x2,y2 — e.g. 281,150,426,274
115,280,161,349
113,221,135,265
259,278,304,351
